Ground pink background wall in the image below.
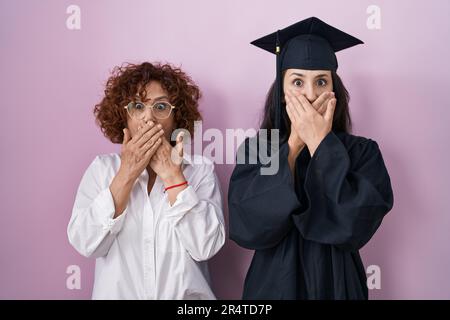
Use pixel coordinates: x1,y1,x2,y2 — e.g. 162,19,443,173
1,0,450,299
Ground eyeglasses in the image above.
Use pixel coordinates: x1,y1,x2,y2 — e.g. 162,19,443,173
124,100,176,120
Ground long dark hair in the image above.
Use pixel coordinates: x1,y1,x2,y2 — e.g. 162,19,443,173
260,71,352,143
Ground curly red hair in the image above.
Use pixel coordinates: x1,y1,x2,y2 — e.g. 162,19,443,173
94,62,202,144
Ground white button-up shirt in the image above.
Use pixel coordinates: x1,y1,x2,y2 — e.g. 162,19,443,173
67,153,225,299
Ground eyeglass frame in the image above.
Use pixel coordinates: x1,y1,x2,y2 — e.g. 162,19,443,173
123,100,176,120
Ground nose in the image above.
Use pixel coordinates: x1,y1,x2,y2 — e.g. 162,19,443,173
304,83,317,103
142,105,156,123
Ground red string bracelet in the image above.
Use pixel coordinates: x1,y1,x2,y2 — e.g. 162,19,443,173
164,181,188,193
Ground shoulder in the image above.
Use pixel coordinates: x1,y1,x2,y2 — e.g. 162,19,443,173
332,131,385,169
334,131,380,153
85,153,121,178
235,133,284,160
94,153,121,166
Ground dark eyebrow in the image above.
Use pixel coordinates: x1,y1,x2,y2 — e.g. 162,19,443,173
137,95,170,103
289,72,330,79
152,96,169,102
290,72,305,77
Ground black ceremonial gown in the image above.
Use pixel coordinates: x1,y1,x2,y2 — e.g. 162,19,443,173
228,130,394,299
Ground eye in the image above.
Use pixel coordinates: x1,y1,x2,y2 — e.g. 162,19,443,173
154,102,169,110
317,79,327,87
134,102,145,110
293,79,303,87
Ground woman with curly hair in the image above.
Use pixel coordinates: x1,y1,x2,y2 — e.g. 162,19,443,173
67,62,225,300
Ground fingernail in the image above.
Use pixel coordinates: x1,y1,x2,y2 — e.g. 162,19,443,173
157,124,162,128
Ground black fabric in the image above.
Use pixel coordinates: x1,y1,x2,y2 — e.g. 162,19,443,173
251,16,364,71
228,131,394,299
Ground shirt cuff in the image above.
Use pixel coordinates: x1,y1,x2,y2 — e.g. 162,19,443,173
163,185,199,219
93,188,128,235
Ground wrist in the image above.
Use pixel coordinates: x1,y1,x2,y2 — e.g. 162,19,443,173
306,135,327,157
288,136,305,159
162,170,186,187
117,167,138,186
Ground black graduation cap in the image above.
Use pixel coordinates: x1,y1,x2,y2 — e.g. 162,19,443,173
251,17,364,137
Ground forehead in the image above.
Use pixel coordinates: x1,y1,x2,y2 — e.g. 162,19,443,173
285,69,331,77
138,81,168,100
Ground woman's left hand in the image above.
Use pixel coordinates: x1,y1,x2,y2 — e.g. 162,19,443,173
285,90,336,156
149,131,186,185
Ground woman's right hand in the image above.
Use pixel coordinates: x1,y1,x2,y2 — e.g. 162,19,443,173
286,91,334,174
119,121,164,181
286,91,334,155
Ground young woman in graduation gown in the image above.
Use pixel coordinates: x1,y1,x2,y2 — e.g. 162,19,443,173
228,17,394,300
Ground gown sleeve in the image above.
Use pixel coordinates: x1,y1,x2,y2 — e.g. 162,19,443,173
292,131,394,251
228,136,301,250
